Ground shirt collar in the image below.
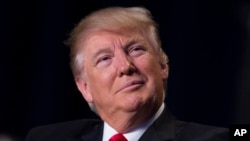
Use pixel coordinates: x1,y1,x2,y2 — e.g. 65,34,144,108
102,103,165,141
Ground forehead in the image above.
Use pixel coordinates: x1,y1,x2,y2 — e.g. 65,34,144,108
85,30,146,47
77,30,148,56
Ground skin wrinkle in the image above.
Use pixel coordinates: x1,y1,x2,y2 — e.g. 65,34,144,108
76,30,168,133
75,28,160,74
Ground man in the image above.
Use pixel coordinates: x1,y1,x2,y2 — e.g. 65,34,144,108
25,6,229,141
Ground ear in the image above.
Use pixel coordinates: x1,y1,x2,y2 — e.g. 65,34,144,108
161,63,169,80
75,76,93,103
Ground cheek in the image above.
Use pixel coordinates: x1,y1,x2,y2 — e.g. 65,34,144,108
87,68,116,93
136,58,165,93
137,57,162,75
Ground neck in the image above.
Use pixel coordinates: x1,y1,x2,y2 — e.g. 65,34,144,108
101,102,163,133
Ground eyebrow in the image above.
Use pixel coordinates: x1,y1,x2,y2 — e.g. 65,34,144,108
123,37,145,49
91,47,112,61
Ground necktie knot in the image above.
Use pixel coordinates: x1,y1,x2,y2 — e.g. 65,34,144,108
109,133,128,141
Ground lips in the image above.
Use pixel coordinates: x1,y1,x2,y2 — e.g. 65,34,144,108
117,80,145,93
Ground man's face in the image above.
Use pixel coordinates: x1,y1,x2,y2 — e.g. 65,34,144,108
76,30,168,120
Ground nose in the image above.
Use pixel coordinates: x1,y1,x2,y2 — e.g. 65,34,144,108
116,52,136,76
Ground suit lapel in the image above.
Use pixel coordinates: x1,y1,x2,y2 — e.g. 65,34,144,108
67,108,177,141
139,107,176,141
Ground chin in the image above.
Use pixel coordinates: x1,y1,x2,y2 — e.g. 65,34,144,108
123,98,145,113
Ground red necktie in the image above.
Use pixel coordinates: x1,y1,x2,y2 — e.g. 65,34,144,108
109,133,128,141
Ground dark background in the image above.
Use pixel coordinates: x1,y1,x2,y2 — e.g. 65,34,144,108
1,0,250,140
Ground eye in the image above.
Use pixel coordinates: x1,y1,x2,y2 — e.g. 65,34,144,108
96,55,112,67
99,56,110,62
129,46,146,57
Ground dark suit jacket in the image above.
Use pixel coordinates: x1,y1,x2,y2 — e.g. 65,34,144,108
25,108,229,141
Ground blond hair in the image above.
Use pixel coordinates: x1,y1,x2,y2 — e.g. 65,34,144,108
66,6,168,78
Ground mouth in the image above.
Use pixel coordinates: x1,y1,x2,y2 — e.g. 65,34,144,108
117,80,145,93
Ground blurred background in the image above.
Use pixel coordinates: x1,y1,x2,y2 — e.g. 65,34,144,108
1,0,250,140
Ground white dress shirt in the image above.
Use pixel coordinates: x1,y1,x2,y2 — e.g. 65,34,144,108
102,103,165,141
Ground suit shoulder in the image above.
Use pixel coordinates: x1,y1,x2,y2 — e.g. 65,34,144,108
176,121,229,141
25,119,102,141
